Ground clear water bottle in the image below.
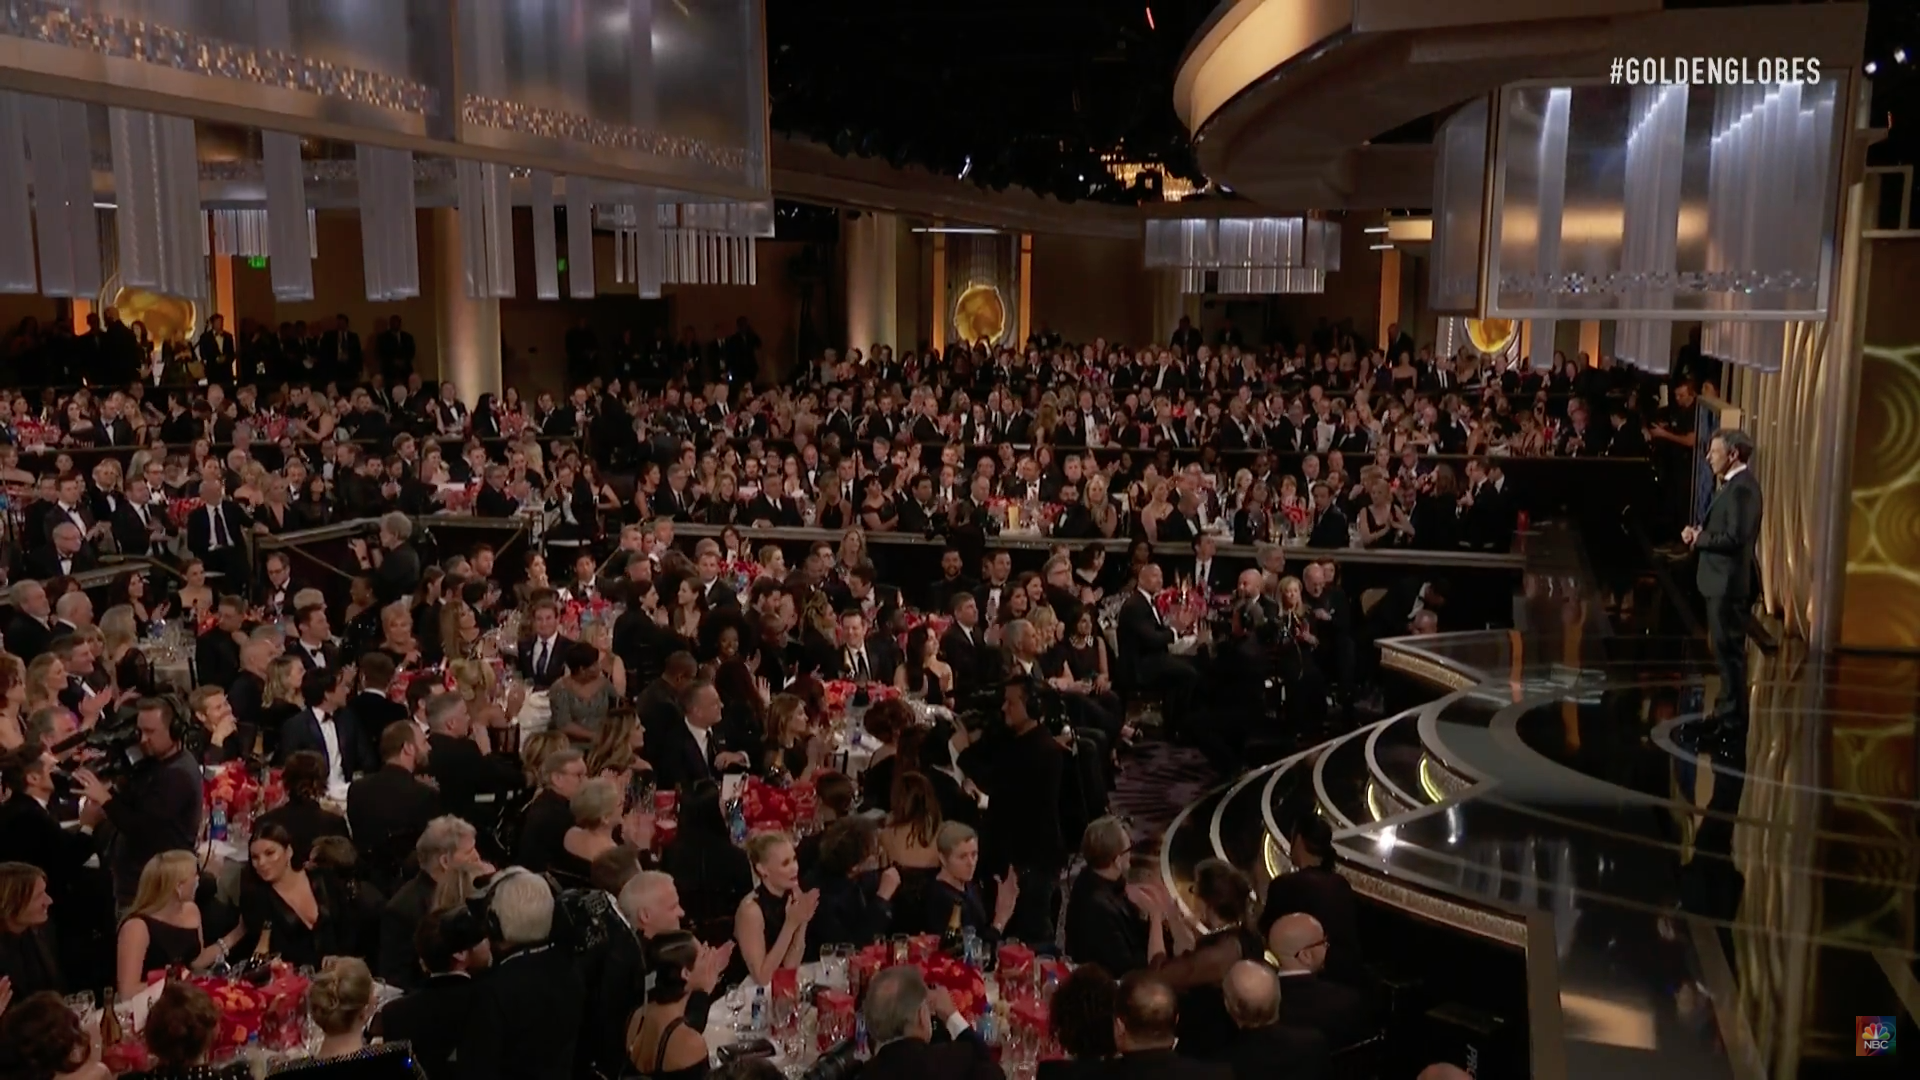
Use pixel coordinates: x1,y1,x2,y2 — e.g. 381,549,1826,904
244,1032,269,1079
726,798,748,845
855,1014,870,1059
750,986,766,1032
209,803,228,843
977,1003,997,1047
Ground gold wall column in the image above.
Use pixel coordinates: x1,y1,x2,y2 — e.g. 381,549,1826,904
1578,321,1601,364
212,257,236,331
844,211,900,356
930,233,947,353
1377,247,1401,348
432,207,502,399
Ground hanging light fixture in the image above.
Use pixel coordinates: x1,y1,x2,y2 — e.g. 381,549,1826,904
1142,216,1338,294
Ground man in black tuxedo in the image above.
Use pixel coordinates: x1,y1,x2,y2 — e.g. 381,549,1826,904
42,474,96,548
374,907,488,1077
1678,429,1763,751
319,314,363,384
421,693,519,831
0,746,113,985
832,609,899,687
25,522,98,580
692,547,740,612
457,870,586,1080
289,604,340,671
378,813,484,990
650,681,751,794
1104,971,1234,1080
1268,914,1373,1050
475,465,520,519
856,966,1002,1080
1187,534,1228,597
195,598,248,693
1222,961,1331,1080
111,477,164,557
846,562,903,631
517,599,574,691
1116,563,1202,751
4,582,57,660
926,549,979,616
346,720,442,892
188,479,252,595
195,314,236,382
1306,483,1350,549
1258,818,1365,990
277,666,366,797
375,315,417,384
513,749,588,873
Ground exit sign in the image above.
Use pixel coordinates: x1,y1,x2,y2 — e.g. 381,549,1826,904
558,257,569,273
247,255,268,269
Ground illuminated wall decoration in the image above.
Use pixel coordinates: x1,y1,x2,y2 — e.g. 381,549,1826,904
1842,238,1920,650
944,233,1018,348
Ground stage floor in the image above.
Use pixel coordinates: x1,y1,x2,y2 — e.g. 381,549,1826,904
1160,622,1920,1079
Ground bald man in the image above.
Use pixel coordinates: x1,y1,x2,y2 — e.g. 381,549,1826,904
1269,913,1371,1049
1107,971,1232,1080
1418,1065,1474,1080
1221,960,1329,1080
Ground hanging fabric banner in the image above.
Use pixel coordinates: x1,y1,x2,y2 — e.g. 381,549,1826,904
22,95,103,298
531,170,559,300
0,93,36,293
357,144,420,301
109,107,206,300
565,176,596,299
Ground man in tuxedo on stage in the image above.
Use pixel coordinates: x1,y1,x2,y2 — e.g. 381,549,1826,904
1677,429,1762,752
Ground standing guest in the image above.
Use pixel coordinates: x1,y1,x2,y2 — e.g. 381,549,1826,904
342,654,408,767
379,815,485,990
115,852,237,998
1114,563,1202,754
349,513,423,607
733,831,818,986
1221,961,1330,1080
458,869,586,1080
657,782,753,947
270,957,422,1076
955,677,1058,941
513,749,589,873
70,699,204,908
373,908,491,1079
0,863,60,1000
858,965,1004,1080
1258,817,1365,990
121,981,250,1080
1104,971,1233,1080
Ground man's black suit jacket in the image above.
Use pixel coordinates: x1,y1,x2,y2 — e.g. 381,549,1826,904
25,546,99,580
457,944,585,1080
345,764,440,885
516,634,577,691
1259,866,1366,990
5,614,55,659
111,499,161,557
197,631,244,694
376,972,477,1080
1274,972,1371,1049
513,789,575,873
0,795,99,901
860,1030,1002,1080
186,500,251,561
276,708,367,781
1116,591,1176,679
342,690,409,763
1226,1023,1330,1080
650,718,723,795
939,623,993,699
476,484,519,519
377,872,435,989
1307,507,1350,549
426,732,518,828
1097,1048,1233,1080
1695,467,1762,600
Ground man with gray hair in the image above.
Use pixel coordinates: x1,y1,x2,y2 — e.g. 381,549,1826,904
460,868,584,1080
52,590,93,630
4,580,55,659
350,510,421,604
514,748,587,872
858,965,999,1080
1221,960,1329,1080
379,814,486,989
26,521,97,579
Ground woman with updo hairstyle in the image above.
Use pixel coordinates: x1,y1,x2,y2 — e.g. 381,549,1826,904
625,930,711,1079
123,981,248,1079
0,989,111,1080
732,831,817,987
850,697,914,814
1155,857,1263,1058
267,957,423,1076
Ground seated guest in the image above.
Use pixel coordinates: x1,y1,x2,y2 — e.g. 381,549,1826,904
279,667,365,800
255,751,350,868
894,623,953,708
1105,971,1233,1080
116,851,237,998
0,988,112,1079
797,770,857,876
757,693,818,781
859,964,1002,1080
922,821,1017,947
238,821,356,968
624,930,714,1079
550,641,620,745
513,748,588,873
345,721,441,892
122,980,250,1080
1268,914,1372,1050
188,684,248,767
801,817,899,953
0,862,61,1001
652,679,750,793
421,692,519,828
342,653,408,765
1063,816,1156,978
374,908,490,1079
733,831,818,986
1222,961,1330,1080
1038,964,1118,1080
0,746,100,941
379,815,484,990
1259,817,1365,990
458,869,585,1080
850,698,911,813
552,777,626,888
1115,563,1204,755
617,870,730,1034
270,957,422,1077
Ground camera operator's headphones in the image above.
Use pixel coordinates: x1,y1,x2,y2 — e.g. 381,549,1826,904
147,693,194,745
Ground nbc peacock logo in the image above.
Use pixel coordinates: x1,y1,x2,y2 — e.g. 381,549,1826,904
1857,1016,1897,1056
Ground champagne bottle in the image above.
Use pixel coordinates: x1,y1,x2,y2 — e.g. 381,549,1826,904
253,925,272,960
100,987,123,1048
941,904,964,957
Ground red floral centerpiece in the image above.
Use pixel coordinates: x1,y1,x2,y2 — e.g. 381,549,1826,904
725,557,761,594
560,597,614,637
204,761,283,817
439,481,480,513
740,776,813,833
821,679,855,718
166,496,205,529
850,942,988,1017
388,664,455,703
181,963,312,1054
1282,502,1309,529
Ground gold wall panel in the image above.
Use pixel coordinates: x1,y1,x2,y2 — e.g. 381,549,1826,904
1841,238,1920,650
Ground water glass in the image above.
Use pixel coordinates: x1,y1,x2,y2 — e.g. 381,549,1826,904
63,992,94,1023
889,934,909,965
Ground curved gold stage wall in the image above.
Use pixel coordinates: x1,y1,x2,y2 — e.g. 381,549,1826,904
1842,236,1920,650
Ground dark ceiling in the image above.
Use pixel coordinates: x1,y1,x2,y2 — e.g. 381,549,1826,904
767,0,1219,205
769,0,1918,207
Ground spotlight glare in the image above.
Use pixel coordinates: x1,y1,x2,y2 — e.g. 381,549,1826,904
1896,47,1909,64
958,154,973,180
1867,60,1879,75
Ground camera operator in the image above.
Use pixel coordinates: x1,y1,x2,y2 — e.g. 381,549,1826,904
955,675,1066,943
69,698,204,908
348,512,423,606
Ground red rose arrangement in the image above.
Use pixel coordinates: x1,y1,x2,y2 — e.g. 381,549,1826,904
388,665,456,703
1282,502,1309,528
821,679,855,717
851,941,988,1017
204,761,283,817
187,964,312,1053
167,496,205,529
740,776,816,833
12,419,56,450
560,597,614,637
439,481,480,512
257,414,291,443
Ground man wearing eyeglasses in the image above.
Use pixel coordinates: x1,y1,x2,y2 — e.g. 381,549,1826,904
1267,913,1372,1050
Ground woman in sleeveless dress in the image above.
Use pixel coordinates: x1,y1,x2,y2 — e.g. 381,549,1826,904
116,852,239,998
731,832,818,987
626,931,711,1078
